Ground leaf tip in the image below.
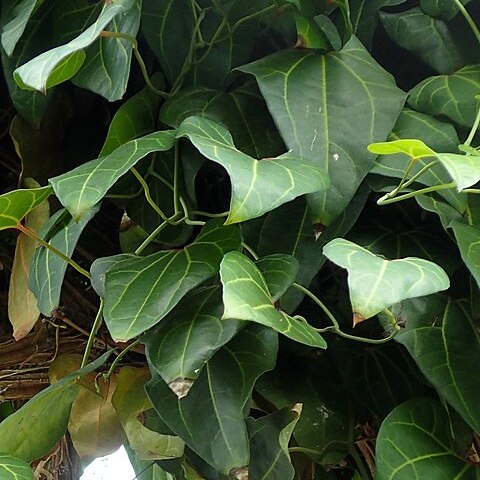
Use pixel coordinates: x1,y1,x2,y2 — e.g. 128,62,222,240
353,312,366,327
291,403,303,416
168,378,194,398
313,223,325,241
230,466,249,480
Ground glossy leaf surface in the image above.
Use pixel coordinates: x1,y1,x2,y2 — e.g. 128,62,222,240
103,220,241,341
146,325,278,476
240,35,405,226
323,238,450,321
435,153,480,191
220,252,326,348
177,116,328,224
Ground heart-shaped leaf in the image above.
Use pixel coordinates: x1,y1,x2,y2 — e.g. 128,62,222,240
239,35,405,226
50,130,175,221
376,397,476,479
112,367,184,460
144,286,243,397
146,325,278,477
13,0,135,93
29,205,100,316
220,251,327,348
103,220,241,342
408,65,480,128
0,453,33,480
177,116,328,224
0,186,51,230
322,238,450,322
247,405,301,480
435,153,480,191
398,298,480,433
0,352,111,462
255,254,299,302
368,139,435,158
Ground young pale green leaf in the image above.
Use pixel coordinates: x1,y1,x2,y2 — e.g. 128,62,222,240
29,206,100,316
112,367,184,460
322,238,450,322
0,453,34,480
376,398,476,479
239,35,405,227
367,139,435,158
1,0,43,55
144,286,243,397
146,325,278,477
0,352,111,462
255,254,299,302
0,186,51,230
72,0,141,101
103,220,241,342
450,221,480,288
177,116,327,224
247,405,301,480
220,251,327,348
408,65,480,128
49,130,175,220
13,0,134,93
380,7,466,74
435,153,480,191
398,298,480,434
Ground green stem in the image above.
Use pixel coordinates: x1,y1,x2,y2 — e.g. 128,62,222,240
288,446,323,456
453,0,480,47
17,223,91,279
81,299,104,368
100,31,169,98
184,218,206,226
348,445,372,480
388,157,416,197
462,188,480,194
465,105,480,147
130,167,172,223
241,242,259,260
191,210,229,218
377,182,456,205
103,340,140,380
173,142,181,215
400,160,439,189
134,216,180,255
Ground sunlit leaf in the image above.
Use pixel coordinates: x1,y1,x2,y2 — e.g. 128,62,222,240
435,153,480,191
367,139,435,158
177,116,328,225
0,187,51,230
376,397,476,479
247,405,301,480
146,325,278,477
322,238,450,322
8,179,50,340
29,205,100,316
239,35,405,226
103,220,241,342
0,352,111,462
0,453,33,480
112,367,184,460
50,130,175,221
220,251,327,348
13,0,135,93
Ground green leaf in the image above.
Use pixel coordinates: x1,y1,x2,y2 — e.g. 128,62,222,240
450,221,480,289
0,0,43,55
29,205,100,316
13,0,134,93
0,186,51,230
380,7,465,74
408,65,480,128
112,367,184,460
220,251,327,348
371,109,465,213
239,35,405,226
435,153,480,191
420,0,472,22
177,116,328,225
100,74,163,156
376,397,476,479
0,453,33,480
368,139,435,158
49,130,175,221
146,325,278,477
8,179,50,340
103,220,241,342
255,254,299,302
247,406,301,480
144,286,243,397
72,0,141,101
398,298,480,434
0,352,111,462
322,238,450,322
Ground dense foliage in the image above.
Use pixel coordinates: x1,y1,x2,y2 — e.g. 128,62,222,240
1,0,480,479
